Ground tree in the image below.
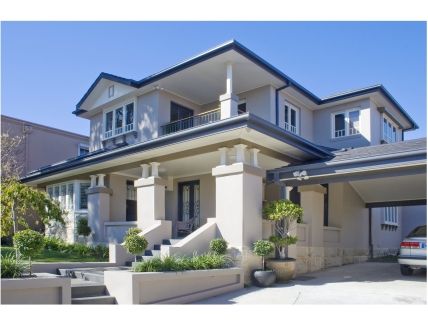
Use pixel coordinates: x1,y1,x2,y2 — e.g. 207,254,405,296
263,199,303,259
13,229,45,276
76,217,92,243
1,179,66,238
123,228,148,262
1,132,25,180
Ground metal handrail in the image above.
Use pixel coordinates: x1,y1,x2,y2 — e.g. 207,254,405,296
161,108,221,135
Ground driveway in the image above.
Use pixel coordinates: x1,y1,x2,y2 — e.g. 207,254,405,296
195,262,426,304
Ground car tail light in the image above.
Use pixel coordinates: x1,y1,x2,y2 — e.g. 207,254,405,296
400,241,420,249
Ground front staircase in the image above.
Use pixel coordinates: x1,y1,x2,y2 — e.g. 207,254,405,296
126,238,182,266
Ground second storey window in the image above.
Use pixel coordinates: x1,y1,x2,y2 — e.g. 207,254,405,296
332,109,360,138
284,103,298,134
103,101,136,140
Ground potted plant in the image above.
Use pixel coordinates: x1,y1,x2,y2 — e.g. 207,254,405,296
263,199,303,282
251,240,276,287
123,228,148,262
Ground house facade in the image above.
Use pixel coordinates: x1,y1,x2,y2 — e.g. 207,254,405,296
22,40,426,279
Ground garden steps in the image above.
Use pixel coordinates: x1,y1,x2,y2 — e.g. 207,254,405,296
72,295,116,304
127,238,183,265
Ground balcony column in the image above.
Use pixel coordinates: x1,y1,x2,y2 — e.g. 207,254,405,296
218,147,229,166
249,148,260,167
90,175,97,188
135,163,168,231
87,174,112,243
140,164,150,179
234,144,247,164
219,63,238,119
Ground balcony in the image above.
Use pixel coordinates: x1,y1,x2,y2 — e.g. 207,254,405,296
160,108,221,136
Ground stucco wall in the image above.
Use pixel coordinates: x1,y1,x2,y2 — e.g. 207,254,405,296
371,207,402,255
313,98,372,149
108,174,128,222
238,85,275,124
1,115,88,175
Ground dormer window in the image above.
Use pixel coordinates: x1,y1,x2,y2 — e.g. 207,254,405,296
284,103,299,134
382,116,398,143
103,100,136,140
332,109,360,138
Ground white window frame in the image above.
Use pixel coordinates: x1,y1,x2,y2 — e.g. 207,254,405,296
46,179,90,212
382,115,399,143
102,98,137,140
331,108,361,139
382,207,399,226
284,101,299,135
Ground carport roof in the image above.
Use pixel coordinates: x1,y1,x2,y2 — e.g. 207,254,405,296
269,138,427,184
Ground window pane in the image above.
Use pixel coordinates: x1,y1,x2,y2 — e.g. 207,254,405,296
290,108,296,127
67,184,74,210
115,107,123,128
47,187,53,198
126,103,134,125
79,183,90,210
106,111,113,131
334,113,345,137
349,110,360,134
284,105,289,124
54,186,60,199
238,103,246,114
383,118,388,139
393,127,397,142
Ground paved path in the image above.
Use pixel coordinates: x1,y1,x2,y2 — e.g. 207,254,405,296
195,262,426,304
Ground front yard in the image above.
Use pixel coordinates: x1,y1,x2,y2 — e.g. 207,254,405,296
1,246,108,263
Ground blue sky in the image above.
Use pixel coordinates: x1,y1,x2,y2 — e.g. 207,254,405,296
1,22,426,139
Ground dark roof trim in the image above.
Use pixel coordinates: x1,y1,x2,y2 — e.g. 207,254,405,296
21,113,332,184
321,85,418,130
366,199,426,208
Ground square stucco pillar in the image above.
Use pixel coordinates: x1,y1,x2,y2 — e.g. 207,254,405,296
87,186,112,244
134,177,167,230
298,184,326,272
212,163,265,283
219,93,238,119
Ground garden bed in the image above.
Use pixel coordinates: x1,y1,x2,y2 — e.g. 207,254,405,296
104,267,243,304
1,273,71,304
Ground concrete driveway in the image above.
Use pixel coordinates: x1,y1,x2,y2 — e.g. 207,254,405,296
195,262,426,304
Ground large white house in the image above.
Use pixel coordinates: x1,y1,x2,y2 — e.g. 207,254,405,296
22,40,426,279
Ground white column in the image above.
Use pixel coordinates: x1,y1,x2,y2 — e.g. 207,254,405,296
219,63,238,119
141,164,150,178
234,144,247,164
218,147,228,166
97,174,106,187
90,175,97,188
249,148,260,167
226,62,233,94
150,162,160,177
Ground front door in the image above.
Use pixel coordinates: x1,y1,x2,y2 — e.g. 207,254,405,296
178,180,200,230
126,180,137,221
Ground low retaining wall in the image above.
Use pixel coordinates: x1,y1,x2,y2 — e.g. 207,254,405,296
1,273,71,304
32,262,117,274
104,267,243,304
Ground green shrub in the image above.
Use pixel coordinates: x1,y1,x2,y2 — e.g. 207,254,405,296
123,228,147,262
91,244,109,259
44,236,67,251
209,238,228,255
1,253,27,278
132,253,231,272
13,229,45,275
76,218,91,241
253,240,274,271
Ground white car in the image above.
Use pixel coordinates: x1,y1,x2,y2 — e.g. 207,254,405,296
398,225,426,275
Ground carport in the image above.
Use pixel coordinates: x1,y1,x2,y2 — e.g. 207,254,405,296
268,138,426,258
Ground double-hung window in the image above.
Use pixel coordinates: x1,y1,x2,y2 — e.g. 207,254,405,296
382,117,398,143
103,100,136,140
284,103,299,134
332,109,360,138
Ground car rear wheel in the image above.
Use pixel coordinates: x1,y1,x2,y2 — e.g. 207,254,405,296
400,265,413,276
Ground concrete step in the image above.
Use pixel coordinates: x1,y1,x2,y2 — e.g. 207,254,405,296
162,238,182,245
144,249,161,257
72,284,107,298
73,270,105,284
72,295,116,304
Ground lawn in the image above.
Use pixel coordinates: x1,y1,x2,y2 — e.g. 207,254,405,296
1,246,108,262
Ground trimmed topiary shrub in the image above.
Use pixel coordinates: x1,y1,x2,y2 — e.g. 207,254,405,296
1,253,27,278
76,217,91,242
13,229,45,275
253,240,274,271
123,228,148,262
209,238,228,255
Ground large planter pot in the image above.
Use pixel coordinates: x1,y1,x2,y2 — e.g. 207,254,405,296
266,258,296,282
251,269,276,287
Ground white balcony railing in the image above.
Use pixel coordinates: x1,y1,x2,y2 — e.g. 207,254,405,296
349,127,359,135
284,122,297,134
334,129,346,137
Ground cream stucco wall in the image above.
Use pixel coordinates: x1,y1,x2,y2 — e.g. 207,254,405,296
108,174,128,222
